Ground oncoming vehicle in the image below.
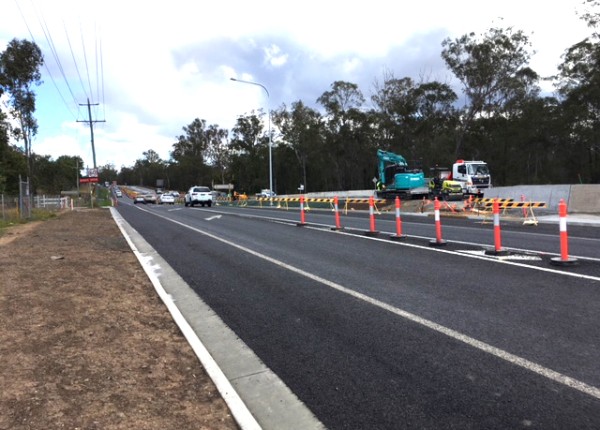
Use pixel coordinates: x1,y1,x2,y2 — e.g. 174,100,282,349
133,195,145,204
159,193,175,205
184,186,212,207
143,194,157,204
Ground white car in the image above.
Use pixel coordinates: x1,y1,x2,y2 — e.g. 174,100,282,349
184,186,212,207
256,189,276,198
115,189,122,198
159,193,175,205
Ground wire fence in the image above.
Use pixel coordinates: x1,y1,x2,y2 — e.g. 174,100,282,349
1,194,77,222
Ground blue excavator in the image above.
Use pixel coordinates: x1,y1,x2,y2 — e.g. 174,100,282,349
375,149,429,199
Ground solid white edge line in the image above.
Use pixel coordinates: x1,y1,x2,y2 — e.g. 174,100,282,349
109,208,262,430
144,207,600,401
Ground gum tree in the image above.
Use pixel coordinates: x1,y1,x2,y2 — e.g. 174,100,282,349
441,27,539,159
0,38,44,179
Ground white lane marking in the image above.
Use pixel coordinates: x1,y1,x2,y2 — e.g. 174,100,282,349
143,209,600,401
194,207,600,263
206,215,223,221
344,229,600,281
134,205,600,278
458,250,543,261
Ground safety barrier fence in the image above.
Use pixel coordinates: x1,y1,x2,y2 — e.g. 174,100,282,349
217,196,389,214
470,198,547,226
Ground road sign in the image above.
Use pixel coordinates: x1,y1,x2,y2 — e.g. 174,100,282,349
213,183,234,190
80,177,99,183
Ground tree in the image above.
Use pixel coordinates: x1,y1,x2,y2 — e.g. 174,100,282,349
170,118,222,188
203,125,230,185
98,163,118,186
317,81,370,190
441,27,539,157
272,101,324,193
228,112,270,193
370,73,459,167
0,141,27,194
0,39,44,179
555,0,600,182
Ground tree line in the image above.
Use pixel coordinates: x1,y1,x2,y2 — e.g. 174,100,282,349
2,1,599,196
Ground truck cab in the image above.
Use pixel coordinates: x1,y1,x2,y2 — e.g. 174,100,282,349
451,160,491,196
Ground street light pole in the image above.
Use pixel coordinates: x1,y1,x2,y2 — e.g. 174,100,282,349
230,77,273,205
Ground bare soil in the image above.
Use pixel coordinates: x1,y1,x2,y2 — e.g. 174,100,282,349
0,208,239,430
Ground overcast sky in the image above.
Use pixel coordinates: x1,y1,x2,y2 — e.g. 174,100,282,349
0,0,593,173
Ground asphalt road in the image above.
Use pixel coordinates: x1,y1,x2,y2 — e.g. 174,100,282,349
115,199,600,429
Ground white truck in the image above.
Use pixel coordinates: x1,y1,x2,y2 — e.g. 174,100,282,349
450,160,491,197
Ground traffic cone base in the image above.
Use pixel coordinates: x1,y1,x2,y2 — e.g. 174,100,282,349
550,256,579,266
485,249,510,256
429,239,447,247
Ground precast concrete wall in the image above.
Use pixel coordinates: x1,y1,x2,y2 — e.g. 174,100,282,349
485,185,571,212
568,184,600,213
486,184,600,213
285,184,600,213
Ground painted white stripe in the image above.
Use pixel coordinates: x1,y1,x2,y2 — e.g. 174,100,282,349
141,208,600,401
178,206,600,267
459,250,542,261
560,218,567,232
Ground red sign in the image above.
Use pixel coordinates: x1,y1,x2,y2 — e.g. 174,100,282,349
79,177,99,183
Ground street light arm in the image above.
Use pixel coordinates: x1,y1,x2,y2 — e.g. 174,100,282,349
230,77,270,98
230,77,274,201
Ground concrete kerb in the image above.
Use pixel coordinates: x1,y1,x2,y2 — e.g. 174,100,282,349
109,208,325,430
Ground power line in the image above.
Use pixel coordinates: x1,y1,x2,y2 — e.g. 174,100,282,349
64,20,89,102
79,22,94,106
14,0,107,136
99,35,105,121
13,0,78,120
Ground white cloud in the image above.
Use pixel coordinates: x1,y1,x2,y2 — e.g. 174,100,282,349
264,44,288,67
1,0,593,171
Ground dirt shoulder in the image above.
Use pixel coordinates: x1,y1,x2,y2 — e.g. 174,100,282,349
0,208,239,430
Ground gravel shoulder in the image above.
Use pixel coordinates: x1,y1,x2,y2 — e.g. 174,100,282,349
0,208,239,430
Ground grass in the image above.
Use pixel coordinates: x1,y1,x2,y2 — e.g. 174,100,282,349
0,208,58,233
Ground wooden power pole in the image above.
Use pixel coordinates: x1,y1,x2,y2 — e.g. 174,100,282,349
77,98,105,170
